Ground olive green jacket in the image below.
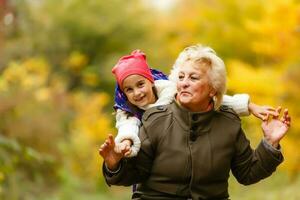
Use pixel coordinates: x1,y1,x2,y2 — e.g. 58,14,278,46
103,101,283,200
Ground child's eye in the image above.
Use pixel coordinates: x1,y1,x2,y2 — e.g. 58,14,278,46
124,88,133,93
138,82,145,87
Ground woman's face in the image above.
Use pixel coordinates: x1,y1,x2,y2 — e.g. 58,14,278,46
176,62,216,112
122,74,156,108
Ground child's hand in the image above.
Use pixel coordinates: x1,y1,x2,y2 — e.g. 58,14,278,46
249,102,279,121
115,139,132,157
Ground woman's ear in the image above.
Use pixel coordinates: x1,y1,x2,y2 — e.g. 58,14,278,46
209,88,217,97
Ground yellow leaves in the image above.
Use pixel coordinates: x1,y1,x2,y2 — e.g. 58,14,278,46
0,62,24,91
63,51,100,87
227,58,300,175
280,138,300,173
0,58,50,92
69,92,113,142
0,54,113,184
245,1,300,59
23,58,50,78
227,59,284,101
22,58,50,89
67,131,104,181
63,51,88,73
283,66,300,97
66,91,113,180
34,87,51,102
0,171,4,194
0,58,55,105
0,172,4,182
81,72,99,87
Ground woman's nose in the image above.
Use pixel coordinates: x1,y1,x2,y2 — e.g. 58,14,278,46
179,79,189,88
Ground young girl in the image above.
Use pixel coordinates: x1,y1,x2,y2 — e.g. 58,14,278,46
112,50,277,157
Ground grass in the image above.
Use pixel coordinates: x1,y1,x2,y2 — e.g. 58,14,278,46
22,171,300,200
229,172,300,200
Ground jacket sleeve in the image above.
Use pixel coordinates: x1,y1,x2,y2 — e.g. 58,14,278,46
142,80,176,110
231,127,283,185
115,109,141,157
103,125,155,186
221,94,250,116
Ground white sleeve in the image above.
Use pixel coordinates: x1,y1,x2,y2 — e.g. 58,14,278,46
221,94,250,116
142,80,176,110
115,109,141,157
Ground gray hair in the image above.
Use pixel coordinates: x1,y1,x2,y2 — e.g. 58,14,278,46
169,44,227,109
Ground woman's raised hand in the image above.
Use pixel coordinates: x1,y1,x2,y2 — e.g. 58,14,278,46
261,107,291,148
99,134,130,171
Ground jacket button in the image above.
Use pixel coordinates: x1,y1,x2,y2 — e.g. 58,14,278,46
191,125,197,131
192,114,198,121
190,130,197,141
157,106,164,110
221,106,228,110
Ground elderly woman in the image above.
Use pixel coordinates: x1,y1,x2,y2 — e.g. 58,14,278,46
100,45,291,200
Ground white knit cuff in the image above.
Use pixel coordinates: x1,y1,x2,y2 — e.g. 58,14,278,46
222,94,250,116
115,123,141,157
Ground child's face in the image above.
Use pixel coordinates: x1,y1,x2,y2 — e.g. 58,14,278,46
122,74,156,108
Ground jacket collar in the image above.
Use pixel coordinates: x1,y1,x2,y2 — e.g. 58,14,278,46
172,100,215,133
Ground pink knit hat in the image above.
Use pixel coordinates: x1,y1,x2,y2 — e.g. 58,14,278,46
112,50,154,88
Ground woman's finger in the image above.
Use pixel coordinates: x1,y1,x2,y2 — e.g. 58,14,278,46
108,134,115,146
272,107,281,120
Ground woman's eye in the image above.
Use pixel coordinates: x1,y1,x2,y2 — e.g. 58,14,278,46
178,75,184,80
191,76,199,80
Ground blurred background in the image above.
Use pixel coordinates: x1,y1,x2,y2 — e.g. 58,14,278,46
0,0,299,199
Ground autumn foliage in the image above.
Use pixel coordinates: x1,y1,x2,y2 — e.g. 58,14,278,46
0,0,300,199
